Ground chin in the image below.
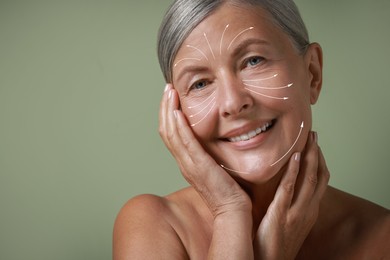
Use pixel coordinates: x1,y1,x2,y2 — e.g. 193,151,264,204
217,128,310,185
219,154,285,185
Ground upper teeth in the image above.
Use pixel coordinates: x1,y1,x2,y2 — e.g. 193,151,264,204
228,122,271,142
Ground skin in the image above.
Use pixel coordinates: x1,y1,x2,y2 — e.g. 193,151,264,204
172,4,313,184
113,3,390,260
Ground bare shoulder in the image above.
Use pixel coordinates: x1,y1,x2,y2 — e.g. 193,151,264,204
358,204,390,259
113,193,189,260
322,187,390,259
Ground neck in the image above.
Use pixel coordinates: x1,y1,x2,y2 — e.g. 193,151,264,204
238,171,283,230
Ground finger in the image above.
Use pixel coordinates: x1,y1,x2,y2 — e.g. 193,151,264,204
159,84,171,124
163,86,182,152
174,107,220,179
174,105,243,205
167,89,216,176
312,146,330,201
166,91,250,215
158,84,172,143
159,88,201,188
271,152,301,213
166,88,183,143
174,108,216,169
167,88,213,167
292,131,319,208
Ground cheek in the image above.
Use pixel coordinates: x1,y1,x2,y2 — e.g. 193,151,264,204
281,91,313,131
289,83,313,117
242,70,295,104
179,94,219,144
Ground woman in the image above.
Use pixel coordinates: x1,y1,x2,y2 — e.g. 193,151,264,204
113,0,389,259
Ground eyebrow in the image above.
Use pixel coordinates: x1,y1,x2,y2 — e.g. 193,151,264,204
174,38,270,82
175,64,209,83
230,38,270,57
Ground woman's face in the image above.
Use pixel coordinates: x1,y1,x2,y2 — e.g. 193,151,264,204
172,4,322,184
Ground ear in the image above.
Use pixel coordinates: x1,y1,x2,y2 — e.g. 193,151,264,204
304,43,323,105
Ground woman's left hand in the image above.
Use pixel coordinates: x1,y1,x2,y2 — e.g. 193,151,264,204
254,132,330,259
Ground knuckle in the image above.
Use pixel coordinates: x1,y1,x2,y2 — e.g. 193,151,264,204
287,211,303,228
283,182,295,195
288,207,318,227
324,169,331,181
181,136,192,149
165,131,175,143
288,211,299,224
158,126,165,137
307,174,318,185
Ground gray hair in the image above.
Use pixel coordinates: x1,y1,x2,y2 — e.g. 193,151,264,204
157,0,309,83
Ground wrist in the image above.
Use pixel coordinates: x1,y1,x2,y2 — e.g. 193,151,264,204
209,212,254,259
213,211,253,234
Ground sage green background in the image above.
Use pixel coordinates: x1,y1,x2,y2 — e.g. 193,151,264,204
0,1,389,259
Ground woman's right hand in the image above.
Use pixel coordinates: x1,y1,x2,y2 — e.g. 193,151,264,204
159,84,252,218
160,84,256,259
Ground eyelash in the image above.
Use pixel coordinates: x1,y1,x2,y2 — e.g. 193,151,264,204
243,56,265,69
190,79,210,91
187,56,265,92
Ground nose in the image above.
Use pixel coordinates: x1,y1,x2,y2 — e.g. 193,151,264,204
218,74,254,118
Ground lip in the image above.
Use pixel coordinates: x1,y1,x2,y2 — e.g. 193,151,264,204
220,119,276,150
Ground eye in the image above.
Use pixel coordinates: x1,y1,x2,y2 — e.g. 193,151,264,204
190,80,208,91
245,56,264,67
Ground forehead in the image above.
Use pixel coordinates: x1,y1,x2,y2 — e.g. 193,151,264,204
179,3,287,52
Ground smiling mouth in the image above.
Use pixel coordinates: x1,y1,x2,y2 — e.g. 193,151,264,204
226,120,275,142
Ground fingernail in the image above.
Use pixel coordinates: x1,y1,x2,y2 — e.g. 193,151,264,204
294,152,301,162
164,84,170,92
173,110,178,118
313,132,318,143
168,89,173,99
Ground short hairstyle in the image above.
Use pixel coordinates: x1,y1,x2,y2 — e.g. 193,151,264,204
157,0,309,82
